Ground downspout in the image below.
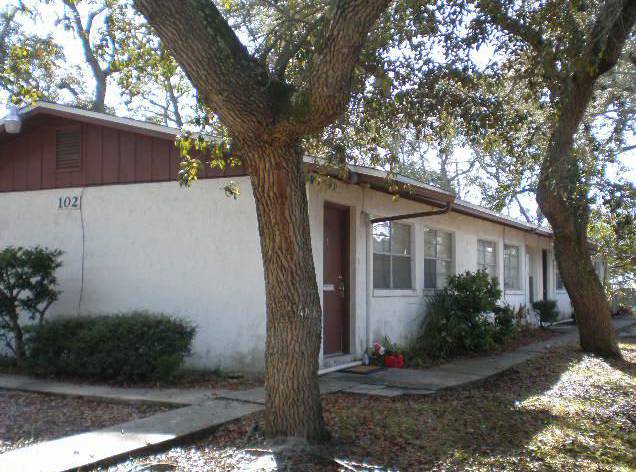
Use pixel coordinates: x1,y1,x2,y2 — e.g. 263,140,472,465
361,183,373,353
365,211,372,352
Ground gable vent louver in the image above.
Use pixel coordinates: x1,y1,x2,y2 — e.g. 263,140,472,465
56,130,81,171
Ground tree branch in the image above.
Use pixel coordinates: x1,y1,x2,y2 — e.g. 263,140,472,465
134,0,273,139
85,6,106,36
274,18,322,80
538,0,636,228
288,0,391,134
477,0,560,81
584,0,636,78
63,0,104,82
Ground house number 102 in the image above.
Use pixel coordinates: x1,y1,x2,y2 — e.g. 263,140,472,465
58,195,80,209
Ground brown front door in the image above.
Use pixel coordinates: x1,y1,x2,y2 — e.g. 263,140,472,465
323,204,349,355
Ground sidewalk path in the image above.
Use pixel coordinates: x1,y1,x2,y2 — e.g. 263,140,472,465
1,317,634,471
326,317,636,396
0,399,262,472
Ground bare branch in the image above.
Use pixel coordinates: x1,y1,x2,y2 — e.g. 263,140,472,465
85,6,106,35
515,195,534,224
63,0,104,81
134,0,273,139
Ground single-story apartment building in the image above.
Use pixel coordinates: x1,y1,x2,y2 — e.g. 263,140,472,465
0,102,596,371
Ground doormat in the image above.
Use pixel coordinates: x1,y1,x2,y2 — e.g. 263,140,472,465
342,365,384,375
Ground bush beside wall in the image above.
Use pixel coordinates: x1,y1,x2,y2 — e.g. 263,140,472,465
414,271,517,360
532,300,559,326
27,312,196,382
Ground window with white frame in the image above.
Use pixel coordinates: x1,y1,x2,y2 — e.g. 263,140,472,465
555,264,565,291
503,245,521,290
372,221,412,289
424,228,453,289
477,240,497,278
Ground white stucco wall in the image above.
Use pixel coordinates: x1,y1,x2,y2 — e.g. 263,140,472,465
0,178,267,370
308,180,573,351
1,177,573,370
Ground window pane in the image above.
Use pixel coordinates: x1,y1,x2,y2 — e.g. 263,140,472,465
372,222,391,253
479,241,496,269
504,245,519,289
437,231,452,260
391,223,410,256
485,246,496,265
437,259,450,288
505,267,518,289
373,254,391,289
392,256,412,289
424,258,436,289
423,229,436,258
504,245,518,258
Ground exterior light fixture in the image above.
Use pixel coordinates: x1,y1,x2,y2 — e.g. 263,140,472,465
2,105,22,134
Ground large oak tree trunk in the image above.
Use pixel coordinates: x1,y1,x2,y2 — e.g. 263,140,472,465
244,141,328,441
133,0,391,442
539,186,619,356
537,81,620,357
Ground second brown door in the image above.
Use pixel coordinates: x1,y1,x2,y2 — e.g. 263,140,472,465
323,204,349,356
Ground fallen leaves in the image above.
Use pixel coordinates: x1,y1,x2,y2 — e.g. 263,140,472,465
0,390,173,454
90,337,636,471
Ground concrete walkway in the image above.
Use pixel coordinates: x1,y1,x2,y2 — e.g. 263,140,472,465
0,399,262,472
1,317,634,471
326,317,636,396
0,374,216,405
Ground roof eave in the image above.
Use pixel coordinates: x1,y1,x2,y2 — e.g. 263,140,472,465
19,102,179,140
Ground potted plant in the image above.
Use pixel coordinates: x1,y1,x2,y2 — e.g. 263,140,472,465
370,337,404,368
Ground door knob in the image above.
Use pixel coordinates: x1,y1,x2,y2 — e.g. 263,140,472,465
337,275,345,297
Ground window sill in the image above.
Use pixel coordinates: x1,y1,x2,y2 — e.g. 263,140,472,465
373,289,418,298
422,288,442,295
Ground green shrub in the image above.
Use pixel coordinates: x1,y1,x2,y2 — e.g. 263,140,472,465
532,300,559,326
416,271,513,359
493,304,518,342
0,246,62,366
27,312,196,382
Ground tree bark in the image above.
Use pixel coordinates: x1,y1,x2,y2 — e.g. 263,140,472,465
93,74,107,113
12,321,25,367
63,0,109,114
557,230,617,354
536,77,621,356
534,0,636,357
134,0,390,442
244,140,327,441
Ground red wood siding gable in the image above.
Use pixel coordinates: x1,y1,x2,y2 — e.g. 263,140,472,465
0,114,246,193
